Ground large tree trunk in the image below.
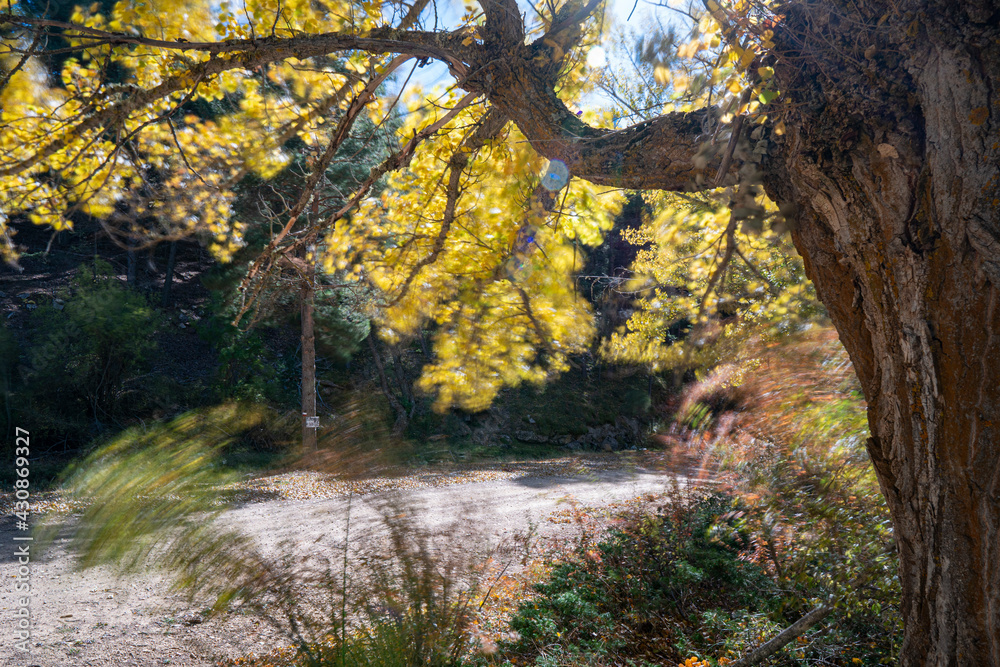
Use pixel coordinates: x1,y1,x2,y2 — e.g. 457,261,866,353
758,4,1000,663
785,149,1000,666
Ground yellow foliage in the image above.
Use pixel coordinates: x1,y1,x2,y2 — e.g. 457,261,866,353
325,94,622,409
0,0,793,408
602,190,821,377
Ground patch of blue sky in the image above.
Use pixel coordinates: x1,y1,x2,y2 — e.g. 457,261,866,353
385,0,682,101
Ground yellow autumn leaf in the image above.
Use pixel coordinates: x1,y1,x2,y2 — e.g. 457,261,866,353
654,65,672,86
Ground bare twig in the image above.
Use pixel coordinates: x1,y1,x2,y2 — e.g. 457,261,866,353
726,603,834,667
714,87,754,187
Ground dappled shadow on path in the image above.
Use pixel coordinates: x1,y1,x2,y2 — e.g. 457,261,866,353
217,449,704,503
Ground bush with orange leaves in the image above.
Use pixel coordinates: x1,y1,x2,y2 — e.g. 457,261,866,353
668,326,902,663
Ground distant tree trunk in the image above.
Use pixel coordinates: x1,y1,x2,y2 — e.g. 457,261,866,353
126,238,137,286
419,330,431,358
391,346,415,415
300,250,318,452
161,241,178,306
2,369,11,441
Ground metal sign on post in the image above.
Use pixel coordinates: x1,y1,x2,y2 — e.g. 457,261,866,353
305,416,320,428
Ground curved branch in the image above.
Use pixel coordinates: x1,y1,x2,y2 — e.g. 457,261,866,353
0,28,42,91
468,0,724,193
466,54,724,191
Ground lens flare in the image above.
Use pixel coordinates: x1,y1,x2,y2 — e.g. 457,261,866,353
586,46,607,68
541,159,570,191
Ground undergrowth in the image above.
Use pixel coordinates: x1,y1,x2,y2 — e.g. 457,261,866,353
45,327,901,667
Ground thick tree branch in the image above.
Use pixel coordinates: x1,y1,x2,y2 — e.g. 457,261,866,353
0,23,470,178
467,0,724,193
481,0,524,45
539,0,603,50
470,58,723,191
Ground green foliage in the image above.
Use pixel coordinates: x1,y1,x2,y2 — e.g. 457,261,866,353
222,113,385,361
198,287,368,407
313,284,371,363
497,469,898,667
670,329,902,664
723,401,901,664
24,260,159,428
200,121,382,399
51,405,239,566
502,493,780,666
197,275,370,405
197,294,300,406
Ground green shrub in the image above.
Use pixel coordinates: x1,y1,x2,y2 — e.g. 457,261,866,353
502,493,780,666
24,260,159,430
651,329,902,665
497,484,899,667
197,295,299,406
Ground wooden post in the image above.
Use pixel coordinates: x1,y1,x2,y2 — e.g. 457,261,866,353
300,245,318,451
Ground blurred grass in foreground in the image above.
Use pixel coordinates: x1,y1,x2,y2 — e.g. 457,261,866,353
45,400,492,666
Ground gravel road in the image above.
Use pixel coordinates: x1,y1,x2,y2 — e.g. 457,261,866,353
1,460,690,667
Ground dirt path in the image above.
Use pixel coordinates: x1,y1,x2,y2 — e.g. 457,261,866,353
1,461,691,667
